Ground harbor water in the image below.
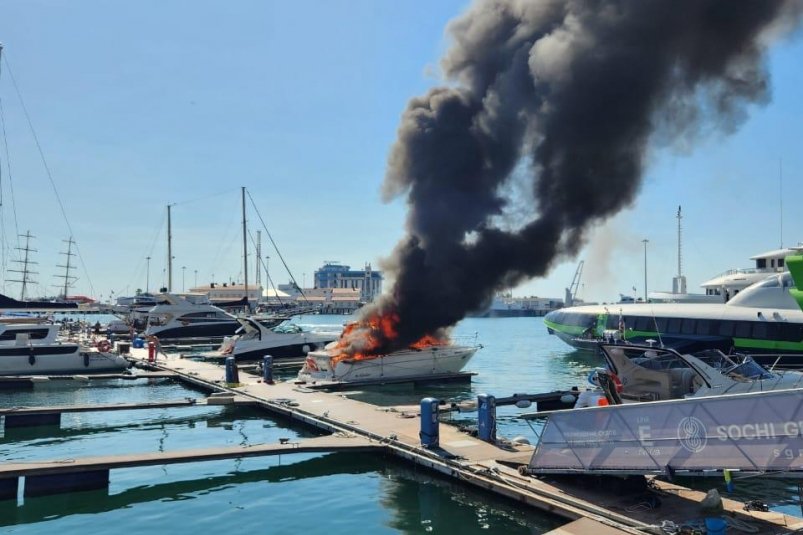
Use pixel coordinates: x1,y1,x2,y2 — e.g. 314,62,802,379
1,316,800,533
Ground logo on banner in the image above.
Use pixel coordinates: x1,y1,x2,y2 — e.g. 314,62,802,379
677,417,707,453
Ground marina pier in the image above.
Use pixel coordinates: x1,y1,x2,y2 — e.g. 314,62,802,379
4,346,801,534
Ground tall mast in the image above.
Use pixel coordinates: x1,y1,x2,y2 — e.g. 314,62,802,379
242,186,248,308
56,236,76,299
167,203,173,292
256,230,261,286
676,205,682,278
7,230,38,300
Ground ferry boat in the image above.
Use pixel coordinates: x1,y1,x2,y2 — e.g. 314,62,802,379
544,255,803,367
297,343,480,383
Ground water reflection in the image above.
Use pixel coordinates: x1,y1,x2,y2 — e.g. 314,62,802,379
0,452,558,533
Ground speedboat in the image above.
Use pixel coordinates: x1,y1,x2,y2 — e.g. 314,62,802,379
297,342,480,383
599,343,803,401
0,323,129,375
215,317,338,361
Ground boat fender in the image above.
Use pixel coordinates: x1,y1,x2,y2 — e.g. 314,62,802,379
302,344,310,354
28,352,36,366
610,372,623,393
84,353,90,367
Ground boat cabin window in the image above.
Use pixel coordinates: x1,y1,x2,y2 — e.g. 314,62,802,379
633,316,651,331
752,322,768,339
667,318,681,334
681,318,695,334
756,258,767,269
734,321,751,338
0,328,50,341
695,319,714,335
718,321,735,337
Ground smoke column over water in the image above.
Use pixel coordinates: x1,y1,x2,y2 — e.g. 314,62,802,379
353,0,802,354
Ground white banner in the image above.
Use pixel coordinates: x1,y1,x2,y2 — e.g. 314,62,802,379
529,389,803,475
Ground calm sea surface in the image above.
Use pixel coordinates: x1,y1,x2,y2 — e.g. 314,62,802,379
1,315,800,533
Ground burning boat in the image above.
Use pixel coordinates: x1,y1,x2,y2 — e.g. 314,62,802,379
296,314,480,383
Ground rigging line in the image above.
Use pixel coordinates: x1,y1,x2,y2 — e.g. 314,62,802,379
115,209,165,299
172,186,240,208
2,53,95,297
208,204,239,279
247,228,294,307
0,89,21,258
246,189,308,300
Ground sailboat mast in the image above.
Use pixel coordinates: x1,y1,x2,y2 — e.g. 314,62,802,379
57,236,76,299
256,230,261,286
7,230,38,300
242,186,248,308
167,204,173,292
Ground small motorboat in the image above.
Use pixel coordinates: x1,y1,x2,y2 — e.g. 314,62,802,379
599,343,803,401
297,342,480,383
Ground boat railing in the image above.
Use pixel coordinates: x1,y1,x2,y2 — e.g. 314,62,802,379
452,332,481,347
747,353,803,372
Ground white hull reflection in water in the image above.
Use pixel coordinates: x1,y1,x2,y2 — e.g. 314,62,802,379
297,344,479,383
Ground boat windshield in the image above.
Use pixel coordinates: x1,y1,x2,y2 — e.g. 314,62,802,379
690,349,740,371
724,358,774,381
273,324,303,334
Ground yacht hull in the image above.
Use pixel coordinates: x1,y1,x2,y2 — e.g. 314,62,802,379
298,345,478,383
146,322,240,340
0,345,129,375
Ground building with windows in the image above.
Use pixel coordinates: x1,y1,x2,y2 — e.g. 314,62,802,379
313,262,383,303
188,283,263,304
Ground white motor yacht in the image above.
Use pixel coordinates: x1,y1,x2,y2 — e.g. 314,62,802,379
216,317,338,361
143,294,242,340
599,343,803,401
297,342,480,383
0,323,129,375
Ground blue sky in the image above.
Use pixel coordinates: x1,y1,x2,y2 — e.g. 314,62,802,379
1,1,801,304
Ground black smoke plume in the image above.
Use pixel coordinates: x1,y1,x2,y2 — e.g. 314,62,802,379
352,0,802,354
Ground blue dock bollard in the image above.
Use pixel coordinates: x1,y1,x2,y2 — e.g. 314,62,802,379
477,394,497,443
225,356,240,385
420,397,440,448
263,355,274,384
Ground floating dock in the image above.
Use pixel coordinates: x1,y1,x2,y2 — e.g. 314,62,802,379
3,347,802,533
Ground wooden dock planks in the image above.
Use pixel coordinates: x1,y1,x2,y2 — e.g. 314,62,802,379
87,347,803,533
0,436,383,478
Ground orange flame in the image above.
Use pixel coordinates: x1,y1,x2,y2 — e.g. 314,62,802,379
327,310,448,366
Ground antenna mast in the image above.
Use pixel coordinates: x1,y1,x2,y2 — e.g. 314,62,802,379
7,230,38,300
55,236,77,299
167,204,173,292
780,158,784,249
672,206,686,295
677,205,682,278
242,186,248,309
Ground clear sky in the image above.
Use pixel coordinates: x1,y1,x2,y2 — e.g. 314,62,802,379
1,1,801,304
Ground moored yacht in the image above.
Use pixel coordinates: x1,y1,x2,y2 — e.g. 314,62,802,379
215,317,338,361
0,323,129,375
143,294,242,340
297,342,480,383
